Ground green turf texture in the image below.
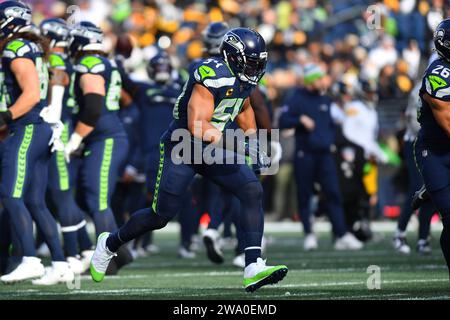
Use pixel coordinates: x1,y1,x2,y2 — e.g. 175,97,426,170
0,230,449,300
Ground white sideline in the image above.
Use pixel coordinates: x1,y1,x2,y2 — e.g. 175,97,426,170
96,219,441,234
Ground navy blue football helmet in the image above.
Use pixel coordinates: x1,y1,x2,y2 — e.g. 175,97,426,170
147,51,172,84
434,19,450,62
0,1,32,38
68,21,103,57
220,28,267,86
202,21,229,56
40,18,69,48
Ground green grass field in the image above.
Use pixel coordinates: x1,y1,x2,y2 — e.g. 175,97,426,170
1,224,449,300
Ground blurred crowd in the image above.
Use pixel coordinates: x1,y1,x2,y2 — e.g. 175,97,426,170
27,0,450,226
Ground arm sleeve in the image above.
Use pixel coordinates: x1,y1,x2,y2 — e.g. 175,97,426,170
79,93,103,127
47,85,65,122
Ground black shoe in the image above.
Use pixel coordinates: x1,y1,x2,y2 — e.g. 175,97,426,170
416,239,432,255
106,246,133,275
203,229,224,264
352,220,373,242
392,235,411,254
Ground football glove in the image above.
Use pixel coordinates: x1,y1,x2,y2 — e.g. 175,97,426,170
245,139,271,174
39,106,61,124
64,132,83,163
48,120,65,153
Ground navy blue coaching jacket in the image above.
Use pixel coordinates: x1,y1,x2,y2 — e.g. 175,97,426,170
279,87,335,152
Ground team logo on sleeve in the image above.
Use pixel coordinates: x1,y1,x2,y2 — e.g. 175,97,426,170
428,75,448,91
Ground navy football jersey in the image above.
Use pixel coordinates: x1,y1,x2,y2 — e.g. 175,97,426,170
0,38,49,128
119,103,144,172
135,80,182,152
48,52,76,123
168,57,253,139
73,54,126,141
418,57,450,147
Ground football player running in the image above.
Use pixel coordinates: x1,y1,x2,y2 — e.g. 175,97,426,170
199,22,275,268
90,28,288,292
415,19,450,276
0,1,73,284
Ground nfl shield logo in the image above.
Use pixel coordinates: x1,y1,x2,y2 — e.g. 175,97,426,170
422,150,428,157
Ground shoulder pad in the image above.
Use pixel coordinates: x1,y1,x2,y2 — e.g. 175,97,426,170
75,55,106,74
194,60,235,89
3,39,33,59
424,61,450,100
49,53,66,70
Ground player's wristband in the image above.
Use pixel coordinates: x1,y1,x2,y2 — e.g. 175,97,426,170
0,110,13,126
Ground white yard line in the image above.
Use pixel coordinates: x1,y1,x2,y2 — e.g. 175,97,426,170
85,220,443,235
334,293,409,300
405,295,450,300
73,265,446,282
2,278,446,299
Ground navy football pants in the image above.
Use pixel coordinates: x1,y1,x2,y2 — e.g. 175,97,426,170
0,123,64,261
415,136,450,275
398,140,434,239
294,150,347,237
47,122,92,256
78,137,128,236
108,140,264,256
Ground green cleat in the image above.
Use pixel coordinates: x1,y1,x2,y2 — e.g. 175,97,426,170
243,258,288,292
90,232,116,282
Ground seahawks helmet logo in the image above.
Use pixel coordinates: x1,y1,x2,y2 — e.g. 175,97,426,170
3,6,31,22
435,29,450,48
70,26,103,43
41,21,69,38
224,33,245,52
